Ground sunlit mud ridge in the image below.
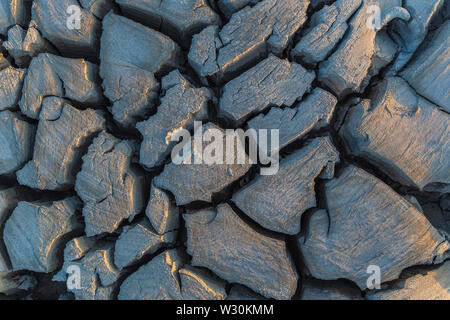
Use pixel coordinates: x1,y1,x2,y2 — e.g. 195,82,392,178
0,0,449,300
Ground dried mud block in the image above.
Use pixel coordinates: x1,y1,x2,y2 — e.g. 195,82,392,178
0,66,25,111
115,0,220,48
401,20,450,113
0,0,28,35
32,0,101,57
227,284,266,300
247,88,337,153
3,198,82,273
75,131,144,236
0,110,35,175
293,0,363,65
366,261,450,300
318,0,410,97
3,24,56,67
184,203,298,299
153,123,252,205
189,0,309,80
233,136,339,235
299,166,450,290
145,183,179,235
100,13,180,127
339,77,450,193
19,53,104,119
390,0,445,73
114,218,176,269
17,103,106,190
137,70,212,169
179,266,227,300
219,55,314,125
0,273,36,295
80,0,116,19
54,244,121,300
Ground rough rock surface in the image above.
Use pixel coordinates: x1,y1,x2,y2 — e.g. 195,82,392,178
0,110,35,175
3,24,55,67
247,88,337,153
54,243,121,300
0,0,28,35
100,13,180,127
80,0,116,19
116,0,220,48
366,261,450,300
299,166,450,289
318,0,410,97
390,0,445,73
19,53,104,119
145,183,179,235
119,249,227,300
219,55,315,125
137,70,212,169
114,218,176,269
190,0,309,80
217,0,260,18
32,0,101,57
401,20,450,112
75,131,144,236
0,67,25,111
293,0,363,65
17,103,106,190
339,77,450,193
233,136,339,235
3,198,82,273
153,123,252,205
184,203,298,299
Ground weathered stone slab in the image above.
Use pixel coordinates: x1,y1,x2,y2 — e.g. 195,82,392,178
4,198,82,273
0,273,36,295
3,24,56,67
299,166,450,289
247,88,337,153
145,183,179,235
0,0,28,35
293,0,362,65
118,249,183,300
318,0,410,97
233,136,339,235
0,52,10,70
75,131,144,236
0,187,19,273
153,123,252,205
390,0,445,73
118,249,227,300
401,20,450,112
115,0,220,48
339,77,450,193
137,71,212,169
0,110,35,175
0,66,25,111
32,0,101,57
217,0,260,18
100,13,180,127
19,53,104,119
189,0,309,80
114,218,176,269
300,279,362,300
17,103,106,191
366,261,450,300
54,244,121,300
219,55,314,125
62,236,95,262
184,203,298,299
179,266,227,300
